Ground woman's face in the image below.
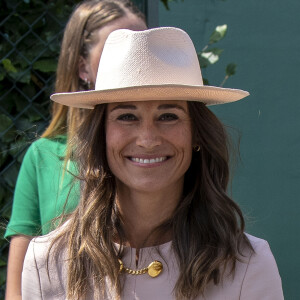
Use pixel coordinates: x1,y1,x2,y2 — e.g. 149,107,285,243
105,100,193,194
83,14,147,83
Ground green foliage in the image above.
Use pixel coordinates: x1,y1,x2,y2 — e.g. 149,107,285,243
2,59,17,74
226,63,237,76
220,63,237,87
197,24,236,85
208,24,227,44
33,59,58,73
0,0,83,295
161,0,184,10
198,48,224,68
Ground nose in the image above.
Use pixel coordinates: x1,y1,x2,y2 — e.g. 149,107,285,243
135,121,162,149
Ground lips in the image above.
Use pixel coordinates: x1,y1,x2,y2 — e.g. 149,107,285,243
129,157,168,164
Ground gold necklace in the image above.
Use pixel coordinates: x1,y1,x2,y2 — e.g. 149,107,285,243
118,259,163,278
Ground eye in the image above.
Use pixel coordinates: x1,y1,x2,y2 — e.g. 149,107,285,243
117,113,138,121
158,113,179,121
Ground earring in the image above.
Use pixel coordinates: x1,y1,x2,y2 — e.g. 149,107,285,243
193,145,201,152
84,77,91,90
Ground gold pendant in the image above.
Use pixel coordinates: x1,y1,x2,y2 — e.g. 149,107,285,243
119,259,163,278
147,261,163,278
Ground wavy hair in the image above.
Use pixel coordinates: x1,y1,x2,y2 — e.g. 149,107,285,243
49,102,252,299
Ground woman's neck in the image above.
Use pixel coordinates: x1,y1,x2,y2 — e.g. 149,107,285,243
116,181,183,249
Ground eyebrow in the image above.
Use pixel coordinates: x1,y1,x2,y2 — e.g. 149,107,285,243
109,103,187,113
157,104,187,112
110,104,137,112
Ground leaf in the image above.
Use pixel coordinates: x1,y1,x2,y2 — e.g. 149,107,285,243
19,71,31,84
198,54,209,69
1,129,16,143
203,78,209,86
2,59,17,73
161,0,170,10
0,259,6,267
3,163,20,188
160,0,184,10
25,109,42,122
0,267,6,285
209,24,227,44
0,145,9,168
226,63,237,76
0,89,15,113
14,97,28,113
8,139,27,157
0,68,5,81
33,59,57,73
15,117,35,132
0,114,13,132
0,191,13,219
0,183,6,204
199,48,224,65
8,70,31,84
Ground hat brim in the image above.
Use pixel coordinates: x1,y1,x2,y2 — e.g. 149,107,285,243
50,84,249,109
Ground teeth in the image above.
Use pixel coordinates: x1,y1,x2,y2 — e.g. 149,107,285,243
131,157,167,164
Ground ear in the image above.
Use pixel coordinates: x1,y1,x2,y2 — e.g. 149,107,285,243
78,56,90,81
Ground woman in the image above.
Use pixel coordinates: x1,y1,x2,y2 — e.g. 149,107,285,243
5,1,146,299
22,27,284,299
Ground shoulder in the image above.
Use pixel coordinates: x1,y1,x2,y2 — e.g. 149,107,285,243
29,220,68,248
30,136,67,154
245,233,271,254
24,225,69,279
26,230,60,264
22,137,67,168
23,228,68,299
18,137,66,174
239,233,284,299
22,136,66,158
244,233,277,266
202,234,284,299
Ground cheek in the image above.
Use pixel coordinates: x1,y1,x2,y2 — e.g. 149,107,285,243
178,124,193,170
106,125,119,173
106,123,120,154
175,122,193,153
105,122,130,164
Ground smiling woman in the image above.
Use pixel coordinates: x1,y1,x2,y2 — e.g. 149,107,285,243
106,101,192,196
21,27,283,300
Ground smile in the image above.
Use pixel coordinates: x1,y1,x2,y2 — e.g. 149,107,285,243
129,157,168,164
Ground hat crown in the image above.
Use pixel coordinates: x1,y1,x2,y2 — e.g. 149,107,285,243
95,27,203,90
50,26,249,109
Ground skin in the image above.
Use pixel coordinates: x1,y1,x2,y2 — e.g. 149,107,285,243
5,236,31,300
79,13,147,83
106,100,193,248
5,12,147,300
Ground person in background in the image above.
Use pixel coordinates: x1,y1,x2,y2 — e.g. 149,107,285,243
4,1,147,299
22,27,284,299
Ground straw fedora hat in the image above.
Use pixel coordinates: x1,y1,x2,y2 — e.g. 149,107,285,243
51,27,249,109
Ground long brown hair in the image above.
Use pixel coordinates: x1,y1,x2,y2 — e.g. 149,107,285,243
48,101,252,299
41,0,146,139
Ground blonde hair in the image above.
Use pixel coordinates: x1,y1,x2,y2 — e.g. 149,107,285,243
42,0,146,139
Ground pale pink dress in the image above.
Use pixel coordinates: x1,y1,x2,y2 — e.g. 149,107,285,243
22,233,284,299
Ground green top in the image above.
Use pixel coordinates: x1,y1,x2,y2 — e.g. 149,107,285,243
5,136,79,238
